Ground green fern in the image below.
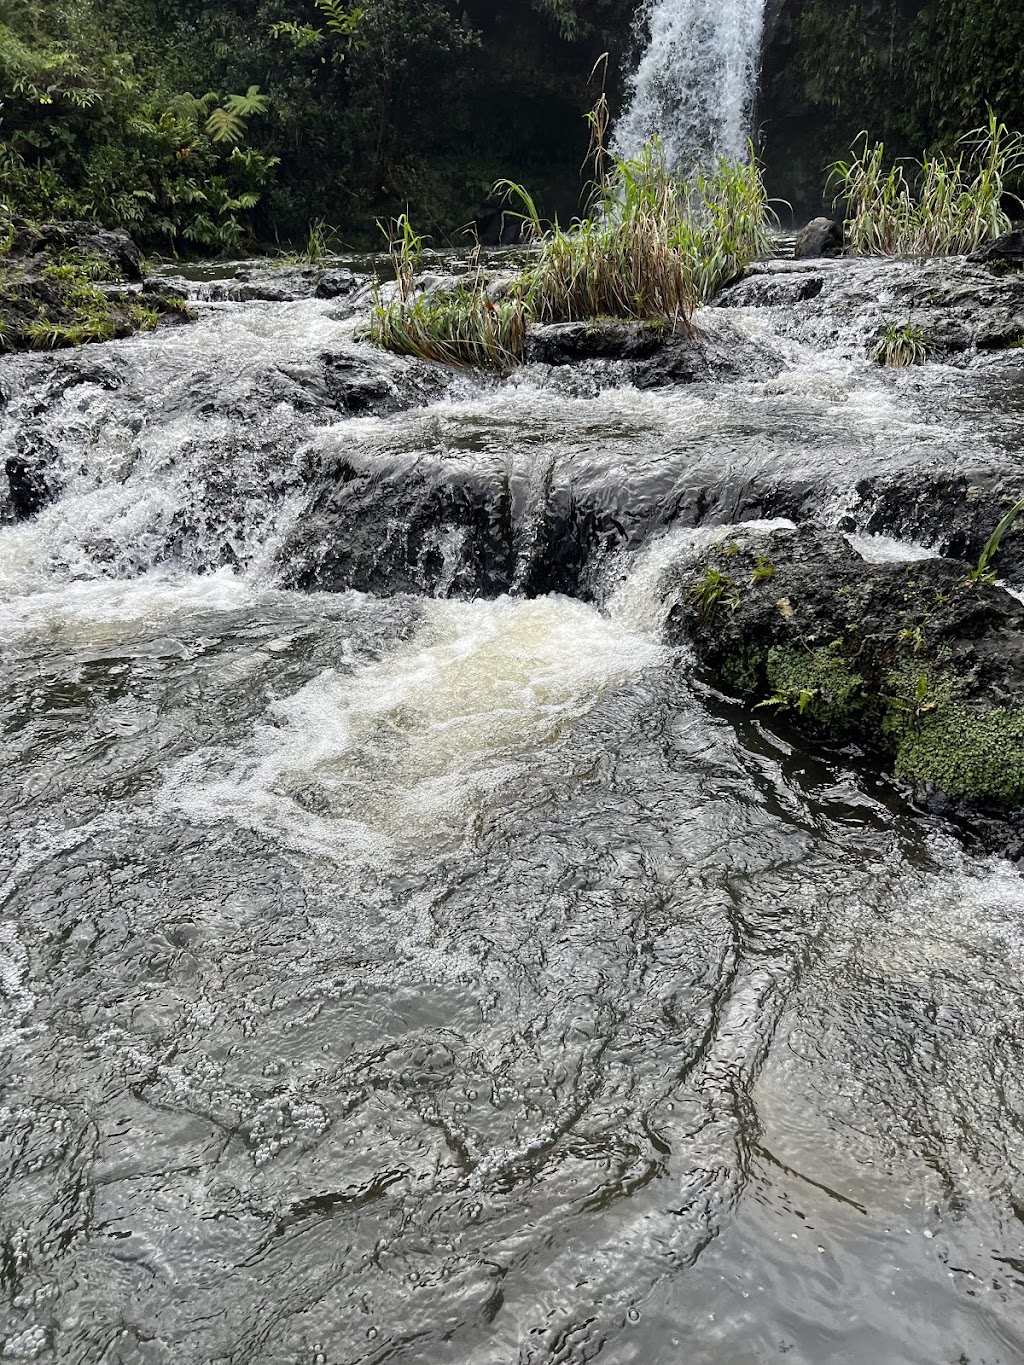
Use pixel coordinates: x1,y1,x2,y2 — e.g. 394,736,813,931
205,107,246,144
223,86,270,118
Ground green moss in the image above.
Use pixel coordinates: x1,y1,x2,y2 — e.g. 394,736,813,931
895,705,1024,805
721,644,765,696
764,644,867,732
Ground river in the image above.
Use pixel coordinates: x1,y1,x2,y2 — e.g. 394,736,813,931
1,266,1024,1364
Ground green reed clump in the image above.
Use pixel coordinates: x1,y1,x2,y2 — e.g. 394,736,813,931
369,142,774,368
371,287,527,370
521,142,774,326
830,114,1024,257
368,211,527,369
869,320,928,367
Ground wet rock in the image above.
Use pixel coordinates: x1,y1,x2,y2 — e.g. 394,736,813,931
8,219,143,281
523,317,784,387
3,454,52,519
793,216,844,259
716,256,1024,357
158,264,361,305
525,321,672,365
844,473,1024,587
670,524,1024,847
968,229,1024,270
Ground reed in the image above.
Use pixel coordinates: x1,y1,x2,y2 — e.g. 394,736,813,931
523,142,773,326
869,320,928,368
369,141,775,368
830,114,1024,257
370,287,528,370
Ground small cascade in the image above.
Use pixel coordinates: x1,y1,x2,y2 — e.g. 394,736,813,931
614,0,768,172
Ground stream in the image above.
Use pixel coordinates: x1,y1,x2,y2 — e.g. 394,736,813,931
2,265,1024,1364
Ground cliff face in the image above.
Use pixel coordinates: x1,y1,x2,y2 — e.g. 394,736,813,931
758,0,1024,218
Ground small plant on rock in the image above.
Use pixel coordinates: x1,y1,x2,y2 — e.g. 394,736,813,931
689,566,740,622
961,495,1024,586
869,320,928,368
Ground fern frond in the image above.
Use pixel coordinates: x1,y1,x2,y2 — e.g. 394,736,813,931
205,107,246,143
223,85,269,118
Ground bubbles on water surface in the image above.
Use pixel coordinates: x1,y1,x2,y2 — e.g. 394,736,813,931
161,594,668,863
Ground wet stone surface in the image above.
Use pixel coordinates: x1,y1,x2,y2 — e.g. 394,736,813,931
1,253,1024,1363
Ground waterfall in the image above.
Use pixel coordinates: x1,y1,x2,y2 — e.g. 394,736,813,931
613,0,768,172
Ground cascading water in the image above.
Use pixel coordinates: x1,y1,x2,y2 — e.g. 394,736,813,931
614,0,768,171
2,264,1024,1364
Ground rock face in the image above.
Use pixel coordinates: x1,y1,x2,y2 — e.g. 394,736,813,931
793,216,844,259
716,255,1024,356
968,229,1024,270
153,265,361,305
671,524,1024,851
8,220,144,281
0,220,191,352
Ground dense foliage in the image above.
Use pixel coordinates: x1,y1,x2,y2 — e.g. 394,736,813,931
0,0,634,252
762,0,1024,212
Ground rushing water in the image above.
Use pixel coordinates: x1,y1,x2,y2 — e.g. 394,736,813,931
2,279,1024,1364
614,0,768,170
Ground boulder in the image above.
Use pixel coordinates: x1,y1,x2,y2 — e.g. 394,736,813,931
968,229,1024,270
793,217,844,259
9,219,143,280
670,523,1024,852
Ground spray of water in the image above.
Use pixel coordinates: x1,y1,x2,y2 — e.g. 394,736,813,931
614,0,768,172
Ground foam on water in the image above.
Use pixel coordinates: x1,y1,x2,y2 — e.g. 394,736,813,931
844,532,938,565
162,594,667,864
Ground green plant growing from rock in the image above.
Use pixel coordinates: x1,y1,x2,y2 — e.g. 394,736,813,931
961,494,1024,585
368,141,777,369
688,566,740,622
759,644,867,732
870,320,928,367
830,115,1024,257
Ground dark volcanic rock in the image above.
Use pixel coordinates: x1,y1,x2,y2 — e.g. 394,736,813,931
717,256,1024,357
844,474,1024,588
968,230,1024,270
9,219,143,281
794,217,844,259
525,320,671,365
524,317,785,387
670,524,1024,851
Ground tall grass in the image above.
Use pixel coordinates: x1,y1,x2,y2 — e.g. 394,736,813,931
830,114,1024,257
368,140,775,368
520,143,773,326
371,289,528,370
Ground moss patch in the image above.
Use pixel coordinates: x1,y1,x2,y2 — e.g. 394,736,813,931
764,644,869,733
894,705,1024,806
0,251,182,352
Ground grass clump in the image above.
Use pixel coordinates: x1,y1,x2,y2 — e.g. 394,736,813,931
0,251,164,352
869,320,928,367
830,114,1024,257
368,140,775,369
372,288,528,371
520,142,774,326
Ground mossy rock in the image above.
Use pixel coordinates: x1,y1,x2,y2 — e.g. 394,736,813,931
895,705,1024,806
764,644,870,734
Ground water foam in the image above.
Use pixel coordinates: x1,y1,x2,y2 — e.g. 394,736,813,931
162,595,667,865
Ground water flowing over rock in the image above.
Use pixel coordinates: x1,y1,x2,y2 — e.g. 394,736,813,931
2,253,1024,1364
614,0,768,170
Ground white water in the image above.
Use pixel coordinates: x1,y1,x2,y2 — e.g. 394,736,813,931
614,0,768,171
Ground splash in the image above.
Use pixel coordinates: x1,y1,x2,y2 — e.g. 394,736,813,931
614,0,768,171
